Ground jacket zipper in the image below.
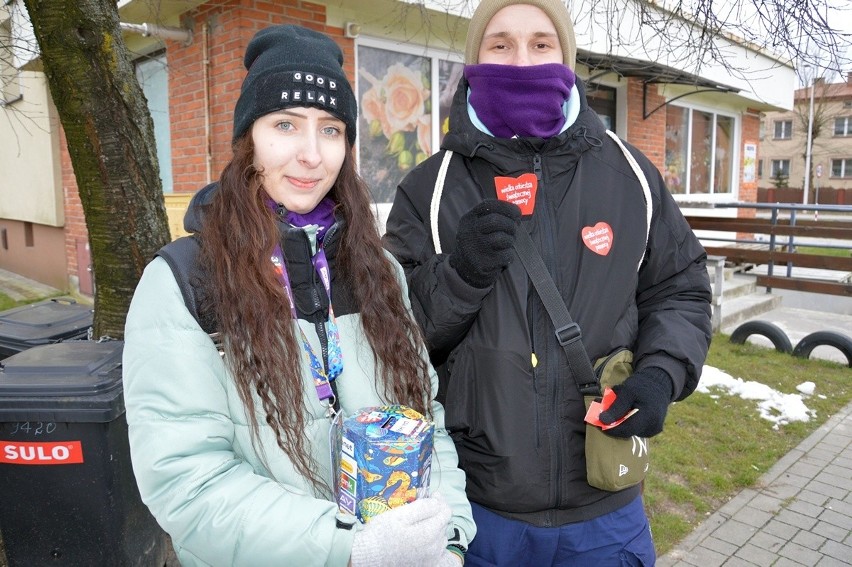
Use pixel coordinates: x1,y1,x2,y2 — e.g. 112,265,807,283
294,229,332,385
312,227,337,380
531,152,565,518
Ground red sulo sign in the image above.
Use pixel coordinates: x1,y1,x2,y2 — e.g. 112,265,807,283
0,440,84,465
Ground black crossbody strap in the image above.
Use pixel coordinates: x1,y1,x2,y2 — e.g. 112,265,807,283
513,228,600,396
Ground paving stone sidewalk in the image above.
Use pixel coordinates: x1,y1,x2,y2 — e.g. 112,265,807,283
0,268,62,302
659,399,852,567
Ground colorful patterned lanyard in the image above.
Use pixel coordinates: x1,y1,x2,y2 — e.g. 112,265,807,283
271,242,343,405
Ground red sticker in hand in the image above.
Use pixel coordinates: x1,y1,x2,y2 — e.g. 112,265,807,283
581,222,613,256
494,173,537,216
584,387,638,430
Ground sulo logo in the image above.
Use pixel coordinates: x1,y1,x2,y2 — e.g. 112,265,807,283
1,440,84,465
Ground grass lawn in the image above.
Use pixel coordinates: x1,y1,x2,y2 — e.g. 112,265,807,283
0,293,22,311
647,334,851,555
796,245,851,257
0,292,63,311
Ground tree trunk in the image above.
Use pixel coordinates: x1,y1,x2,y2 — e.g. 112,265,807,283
22,0,170,339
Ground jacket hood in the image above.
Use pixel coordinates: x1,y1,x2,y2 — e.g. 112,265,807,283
183,182,218,234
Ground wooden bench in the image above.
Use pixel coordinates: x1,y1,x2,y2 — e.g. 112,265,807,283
685,215,852,296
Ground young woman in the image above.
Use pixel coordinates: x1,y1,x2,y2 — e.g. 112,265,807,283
123,24,473,567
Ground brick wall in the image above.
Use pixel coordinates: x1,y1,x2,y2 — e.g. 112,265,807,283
624,77,666,173
59,0,353,293
739,109,761,217
59,128,88,292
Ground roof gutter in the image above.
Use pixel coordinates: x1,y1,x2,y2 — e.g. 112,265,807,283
119,22,192,46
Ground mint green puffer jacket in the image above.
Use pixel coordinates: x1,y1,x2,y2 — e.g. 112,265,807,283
123,245,474,566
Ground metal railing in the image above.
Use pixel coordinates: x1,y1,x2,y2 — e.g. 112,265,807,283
684,203,852,297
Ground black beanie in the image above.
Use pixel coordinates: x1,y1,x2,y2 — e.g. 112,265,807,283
232,25,357,146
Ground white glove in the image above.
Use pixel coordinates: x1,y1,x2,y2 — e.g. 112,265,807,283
350,496,451,567
436,549,464,566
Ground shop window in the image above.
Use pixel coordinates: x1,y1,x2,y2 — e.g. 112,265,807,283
665,104,736,195
586,83,616,130
356,40,463,204
135,52,173,193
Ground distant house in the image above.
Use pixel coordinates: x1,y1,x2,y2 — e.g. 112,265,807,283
0,0,796,294
758,73,852,204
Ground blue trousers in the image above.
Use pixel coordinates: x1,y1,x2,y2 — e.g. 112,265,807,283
465,496,656,566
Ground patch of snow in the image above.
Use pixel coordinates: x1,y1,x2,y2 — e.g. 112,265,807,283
698,366,816,428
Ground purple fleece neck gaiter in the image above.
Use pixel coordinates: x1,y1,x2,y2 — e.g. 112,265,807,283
267,196,337,243
286,197,336,243
464,63,575,138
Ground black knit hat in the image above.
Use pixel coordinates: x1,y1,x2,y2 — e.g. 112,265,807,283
232,25,357,145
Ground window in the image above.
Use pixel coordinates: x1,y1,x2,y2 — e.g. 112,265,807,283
831,159,852,178
135,52,173,193
834,117,852,137
771,159,790,178
587,83,616,130
714,115,734,193
0,18,21,105
356,40,464,204
664,105,736,195
757,159,763,178
773,120,792,140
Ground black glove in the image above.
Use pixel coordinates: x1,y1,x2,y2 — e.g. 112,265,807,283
449,199,521,288
599,367,673,438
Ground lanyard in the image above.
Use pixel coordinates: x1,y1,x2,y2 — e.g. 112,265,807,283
271,243,343,406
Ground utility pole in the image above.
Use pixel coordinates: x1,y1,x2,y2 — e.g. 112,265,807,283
802,66,816,206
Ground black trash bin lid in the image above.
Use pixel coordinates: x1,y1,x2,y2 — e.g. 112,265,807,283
0,341,124,423
0,298,93,355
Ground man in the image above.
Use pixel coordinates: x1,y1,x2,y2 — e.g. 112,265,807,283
383,1,712,565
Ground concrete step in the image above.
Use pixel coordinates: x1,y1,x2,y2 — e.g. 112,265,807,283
720,274,759,301
718,292,784,331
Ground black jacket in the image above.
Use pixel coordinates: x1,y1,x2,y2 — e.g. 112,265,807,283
383,77,712,525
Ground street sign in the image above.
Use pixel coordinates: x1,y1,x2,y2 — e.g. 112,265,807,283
816,164,823,178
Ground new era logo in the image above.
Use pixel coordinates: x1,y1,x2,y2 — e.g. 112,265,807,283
619,464,629,477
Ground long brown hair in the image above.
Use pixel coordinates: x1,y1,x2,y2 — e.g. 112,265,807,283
197,134,432,490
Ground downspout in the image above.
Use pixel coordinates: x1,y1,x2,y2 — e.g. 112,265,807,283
202,22,212,182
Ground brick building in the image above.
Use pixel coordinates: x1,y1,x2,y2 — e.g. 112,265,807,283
757,73,852,204
0,0,796,294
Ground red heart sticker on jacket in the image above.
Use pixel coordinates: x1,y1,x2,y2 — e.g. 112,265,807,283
581,222,613,256
494,173,537,216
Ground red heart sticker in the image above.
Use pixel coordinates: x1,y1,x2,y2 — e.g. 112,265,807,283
494,173,537,216
581,222,613,256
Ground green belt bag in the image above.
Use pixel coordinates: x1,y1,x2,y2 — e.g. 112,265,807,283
586,349,649,492
510,225,652,494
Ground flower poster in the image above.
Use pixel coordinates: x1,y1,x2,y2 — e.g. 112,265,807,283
357,45,431,203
